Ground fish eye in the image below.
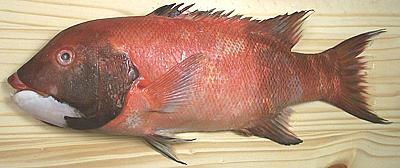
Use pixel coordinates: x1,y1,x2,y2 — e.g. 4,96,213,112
57,50,74,66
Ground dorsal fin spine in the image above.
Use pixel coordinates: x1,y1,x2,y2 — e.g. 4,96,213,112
149,4,313,48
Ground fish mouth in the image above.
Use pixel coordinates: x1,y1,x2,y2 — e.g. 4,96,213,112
8,73,48,96
7,73,82,127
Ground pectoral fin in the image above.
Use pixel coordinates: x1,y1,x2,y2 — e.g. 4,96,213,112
238,107,303,145
143,53,206,113
144,134,193,165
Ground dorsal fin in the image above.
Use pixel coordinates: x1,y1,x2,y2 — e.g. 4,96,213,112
148,3,313,48
257,10,314,48
148,3,235,21
148,3,194,17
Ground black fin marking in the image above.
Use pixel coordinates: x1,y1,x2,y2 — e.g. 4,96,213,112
153,133,196,144
149,3,194,17
148,3,312,49
148,3,234,20
144,135,187,165
256,10,314,48
239,108,303,145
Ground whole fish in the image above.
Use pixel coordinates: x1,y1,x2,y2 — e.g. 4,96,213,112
7,3,390,164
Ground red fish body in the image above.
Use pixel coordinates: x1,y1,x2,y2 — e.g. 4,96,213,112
7,4,389,164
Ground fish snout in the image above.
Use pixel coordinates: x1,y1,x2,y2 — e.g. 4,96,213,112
8,73,29,91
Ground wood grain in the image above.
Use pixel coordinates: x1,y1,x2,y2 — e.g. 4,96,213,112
0,0,399,167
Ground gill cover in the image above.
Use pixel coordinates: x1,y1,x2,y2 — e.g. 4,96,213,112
62,44,139,129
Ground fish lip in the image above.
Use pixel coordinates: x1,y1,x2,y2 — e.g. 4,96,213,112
8,73,85,128
8,73,28,90
8,73,80,114
7,73,49,97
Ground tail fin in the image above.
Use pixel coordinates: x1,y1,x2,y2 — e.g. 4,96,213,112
322,29,390,124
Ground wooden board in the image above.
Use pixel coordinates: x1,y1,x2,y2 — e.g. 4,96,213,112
0,0,399,167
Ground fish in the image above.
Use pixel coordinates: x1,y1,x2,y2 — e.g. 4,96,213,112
7,3,390,164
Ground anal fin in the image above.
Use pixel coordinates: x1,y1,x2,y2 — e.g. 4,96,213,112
238,107,302,145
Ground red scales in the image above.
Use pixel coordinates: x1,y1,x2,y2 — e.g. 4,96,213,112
8,3,390,164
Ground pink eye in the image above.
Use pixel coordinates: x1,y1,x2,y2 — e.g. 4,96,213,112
57,50,74,66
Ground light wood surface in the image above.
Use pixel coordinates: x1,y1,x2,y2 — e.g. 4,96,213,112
0,0,399,167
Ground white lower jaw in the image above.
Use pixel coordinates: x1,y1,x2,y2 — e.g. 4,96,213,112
12,90,82,127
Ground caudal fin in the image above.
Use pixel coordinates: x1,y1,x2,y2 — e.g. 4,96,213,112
322,29,390,124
